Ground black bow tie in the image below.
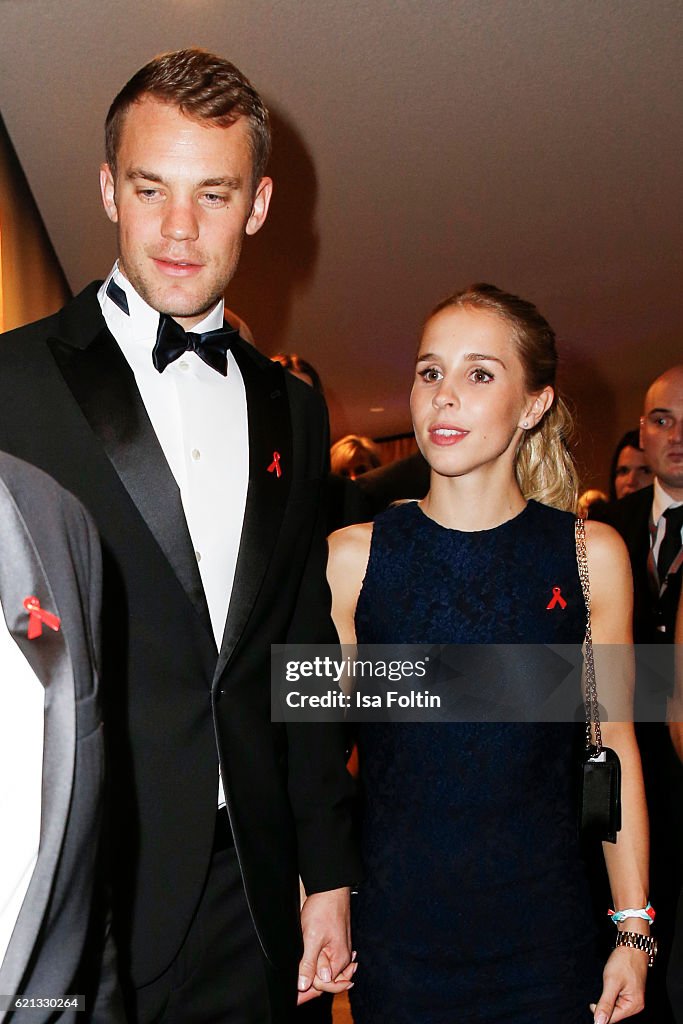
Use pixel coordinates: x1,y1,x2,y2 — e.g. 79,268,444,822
153,314,239,375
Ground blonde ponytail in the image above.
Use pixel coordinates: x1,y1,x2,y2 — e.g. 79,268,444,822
515,396,578,511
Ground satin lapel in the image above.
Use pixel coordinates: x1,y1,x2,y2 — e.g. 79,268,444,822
214,345,292,682
48,327,212,635
627,489,657,597
0,479,74,996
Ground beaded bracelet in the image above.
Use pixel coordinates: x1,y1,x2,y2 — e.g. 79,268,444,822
608,902,655,925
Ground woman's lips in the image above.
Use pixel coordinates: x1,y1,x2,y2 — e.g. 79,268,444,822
428,426,469,446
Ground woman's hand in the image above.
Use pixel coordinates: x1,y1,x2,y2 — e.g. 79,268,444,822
589,945,648,1022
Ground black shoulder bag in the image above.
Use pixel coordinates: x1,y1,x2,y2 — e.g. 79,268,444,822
575,517,622,843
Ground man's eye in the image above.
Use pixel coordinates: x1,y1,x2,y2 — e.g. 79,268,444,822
138,189,161,200
203,193,228,205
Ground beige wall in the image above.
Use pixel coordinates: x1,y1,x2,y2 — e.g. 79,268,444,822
0,113,70,333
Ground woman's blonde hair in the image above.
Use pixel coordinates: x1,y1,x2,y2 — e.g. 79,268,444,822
428,283,578,511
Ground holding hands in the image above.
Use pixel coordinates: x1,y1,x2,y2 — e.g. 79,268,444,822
297,886,357,1005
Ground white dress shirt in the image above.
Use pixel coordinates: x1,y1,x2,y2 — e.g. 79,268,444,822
98,264,249,807
0,604,44,967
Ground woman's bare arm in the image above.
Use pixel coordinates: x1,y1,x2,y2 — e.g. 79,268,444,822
584,520,649,1023
326,523,373,646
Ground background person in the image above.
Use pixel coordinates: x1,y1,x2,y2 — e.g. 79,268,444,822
328,284,651,1024
0,453,122,1023
579,487,609,519
330,435,381,480
609,430,653,503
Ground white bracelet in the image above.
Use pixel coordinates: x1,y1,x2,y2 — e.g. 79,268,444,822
608,902,655,925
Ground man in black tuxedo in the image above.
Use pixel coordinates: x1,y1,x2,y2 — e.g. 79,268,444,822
0,50,359,1023
594,367,682,644
592,364,683,1022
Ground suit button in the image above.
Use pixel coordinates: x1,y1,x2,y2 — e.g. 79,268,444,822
191,448,201,461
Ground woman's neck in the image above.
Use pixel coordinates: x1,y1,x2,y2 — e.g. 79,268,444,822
420,468,527,532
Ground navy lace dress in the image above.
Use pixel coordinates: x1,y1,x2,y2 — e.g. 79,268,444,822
350,500,602,1024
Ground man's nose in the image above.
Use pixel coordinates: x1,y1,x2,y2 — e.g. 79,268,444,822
669,417,683,444
161,199,199,242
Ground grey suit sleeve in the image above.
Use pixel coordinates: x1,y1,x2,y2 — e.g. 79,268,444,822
79,508,127,1023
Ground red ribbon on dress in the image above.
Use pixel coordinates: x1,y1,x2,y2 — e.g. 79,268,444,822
546,586,567,610
23,596,61,640
267,451,282,478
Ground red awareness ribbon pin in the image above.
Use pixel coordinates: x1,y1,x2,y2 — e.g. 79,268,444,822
546,586,567,610
23,596,61,640
267,451,282,478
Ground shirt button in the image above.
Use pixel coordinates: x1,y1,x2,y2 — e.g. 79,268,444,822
195,550,202,562
179,361,189,371
191,448,201,461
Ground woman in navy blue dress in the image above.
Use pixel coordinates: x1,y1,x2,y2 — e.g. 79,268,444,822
327,285,650,1023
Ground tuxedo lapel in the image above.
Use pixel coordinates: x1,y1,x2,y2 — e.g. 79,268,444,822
0,478,75,995
214,346,292,682
622,488,657,596
45,287,294,677
47,302,211,636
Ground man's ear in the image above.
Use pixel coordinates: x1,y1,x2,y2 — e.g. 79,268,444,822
246,177,273,236
519,386,555,429
100,164,119,224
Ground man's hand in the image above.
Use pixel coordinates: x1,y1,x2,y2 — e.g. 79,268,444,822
297,887,356,1005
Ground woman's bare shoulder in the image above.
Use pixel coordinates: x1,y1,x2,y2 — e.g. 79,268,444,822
328,521,374,564
583,518,631,574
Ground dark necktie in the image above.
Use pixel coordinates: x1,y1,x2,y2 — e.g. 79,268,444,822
153,314,239,376
656,504,683,582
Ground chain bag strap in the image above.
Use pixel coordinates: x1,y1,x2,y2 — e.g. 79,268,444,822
575,517,622,843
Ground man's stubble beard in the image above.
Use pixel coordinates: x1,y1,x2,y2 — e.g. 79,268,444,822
660,469,683,498
118,236,244,320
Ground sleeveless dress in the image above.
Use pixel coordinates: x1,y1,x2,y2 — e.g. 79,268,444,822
350,500,602,1024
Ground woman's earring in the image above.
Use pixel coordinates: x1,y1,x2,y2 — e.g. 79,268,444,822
522,420,529,429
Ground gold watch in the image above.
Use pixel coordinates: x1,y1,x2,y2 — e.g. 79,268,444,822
615,930,658,967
